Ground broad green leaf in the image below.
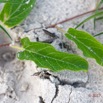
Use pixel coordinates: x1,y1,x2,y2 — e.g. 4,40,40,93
0,0,9,3
0,0,36,27
65,28,103,66
17,37,88,72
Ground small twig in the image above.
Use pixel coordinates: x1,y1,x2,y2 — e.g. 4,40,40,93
0,43,10,48
46,7,103,28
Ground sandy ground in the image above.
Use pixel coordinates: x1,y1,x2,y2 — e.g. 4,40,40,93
1,0,103,103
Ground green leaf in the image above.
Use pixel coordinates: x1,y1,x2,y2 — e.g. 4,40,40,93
0,0,19,3
0,0,36,27
17,37,88,72
0,0,9,3
65,28,103,66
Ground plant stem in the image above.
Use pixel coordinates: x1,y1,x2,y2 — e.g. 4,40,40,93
10,45,24,51
46,7,103,28
55,26,66,33
0,43,24,51
0,43,10,48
